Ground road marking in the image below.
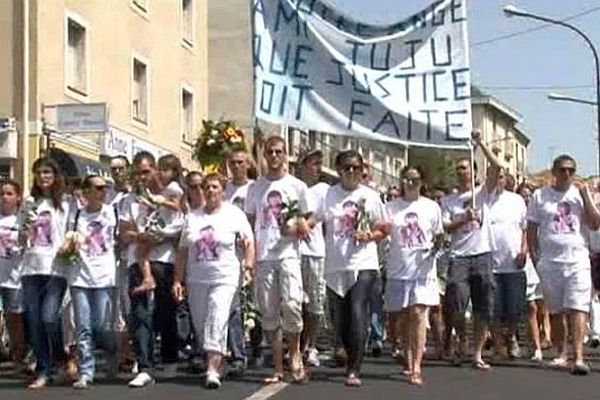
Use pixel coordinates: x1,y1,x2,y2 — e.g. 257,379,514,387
243,382,289,400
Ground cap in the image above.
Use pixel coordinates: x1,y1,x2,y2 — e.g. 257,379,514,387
298,148,323,164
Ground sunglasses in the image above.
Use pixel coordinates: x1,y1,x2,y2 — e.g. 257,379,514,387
342,164,363,173
188,183,202,190
403,177,422,184
92,185,108,191
558,167,576,174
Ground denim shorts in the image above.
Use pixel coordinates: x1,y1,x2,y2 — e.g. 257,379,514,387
493,272,526,325
445,252,494,324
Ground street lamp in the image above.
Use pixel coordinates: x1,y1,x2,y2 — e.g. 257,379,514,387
547,93,597,106
504,4,600,173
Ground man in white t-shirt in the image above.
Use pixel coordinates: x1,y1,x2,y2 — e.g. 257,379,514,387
527,154,600,374
298,148,329,367
442,131,501,370
488,168,528,360
245,136,312,383
224,150,256,375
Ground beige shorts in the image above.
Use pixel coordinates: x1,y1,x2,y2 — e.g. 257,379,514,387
257,258,304,333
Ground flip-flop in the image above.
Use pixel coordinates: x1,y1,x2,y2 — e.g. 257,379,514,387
263,373,284,385
291,368,309,384
345,374,362,388
472,360,491,371
409,372,424,386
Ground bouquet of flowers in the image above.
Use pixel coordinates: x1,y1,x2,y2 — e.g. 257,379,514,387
193,119,248,173
278,199,304,236
353,197,372,245
59,231,82,267
240,287,261,339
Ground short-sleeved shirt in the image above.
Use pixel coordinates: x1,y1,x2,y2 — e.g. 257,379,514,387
21,198,72,277
300,182,330,258
489,191,527,273
318,184,386,296
225,181,254,211
527,186,589,265
245,174,310,262
0,214,22,289
69,204,117,288
442,186,493,257
181,203,253,285
386,197,443,280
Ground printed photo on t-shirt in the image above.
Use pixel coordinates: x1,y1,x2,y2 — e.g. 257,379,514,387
32,211,53,247
553,201,577,234
196,225,219,261
0,228,18,259
232,196,245,211
399,212,426,248
261,190,283,229
335,200,358,239
85,220,109,257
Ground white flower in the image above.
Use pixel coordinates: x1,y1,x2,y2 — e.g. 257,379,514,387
207,138,216,146
231,136,242,143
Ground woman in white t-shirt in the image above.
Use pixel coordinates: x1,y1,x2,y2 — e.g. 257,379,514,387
0,180,26,365
318,150,389,388
20,157,72,389
173,173,254,390
65,175,118,389
385,166,444,386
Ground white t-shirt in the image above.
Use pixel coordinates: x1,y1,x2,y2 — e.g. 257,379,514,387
225,180,254,211
442,186,493,257
527,186,589,265
121,183,185,266
300,182,330,258
489,191,527,273
181,203,253,285
69,204,117,288
21,198,72,277
245,174,310,262
0,214,22,289
386,197,443,281
318,184,386,279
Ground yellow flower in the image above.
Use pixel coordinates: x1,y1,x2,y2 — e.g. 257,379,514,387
203,163,221,174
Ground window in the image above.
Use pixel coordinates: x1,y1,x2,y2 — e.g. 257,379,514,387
132,58,148,124
66,17,87,95
181,87,194,142
182,0,194,46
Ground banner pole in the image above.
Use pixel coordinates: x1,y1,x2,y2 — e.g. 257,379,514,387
470,140,476,209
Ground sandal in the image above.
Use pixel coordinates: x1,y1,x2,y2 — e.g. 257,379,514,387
548,357,568,369
409,372,424,386
263,373,284,385
472,360,491,371
402,368,413,376
291,367,309,384
345,373,362,388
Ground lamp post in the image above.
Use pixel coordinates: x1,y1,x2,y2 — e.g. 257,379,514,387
504,4,600,174
547,93,597,106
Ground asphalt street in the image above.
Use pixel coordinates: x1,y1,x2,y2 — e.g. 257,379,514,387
1,349,599,400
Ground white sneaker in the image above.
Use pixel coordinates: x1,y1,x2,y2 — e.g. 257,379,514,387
128,372,155,388
131,362,139,375
306,348,320,367
73,377,93,390
205,372,221,389
530,349,543,362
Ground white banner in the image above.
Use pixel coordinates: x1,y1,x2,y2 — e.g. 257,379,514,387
252,0,472,148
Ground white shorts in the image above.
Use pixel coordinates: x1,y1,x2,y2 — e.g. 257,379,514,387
188,282,237,355
538,261,592,314
526,283,544,302
301,256,326,316
257,258,304,333
384,278,440,312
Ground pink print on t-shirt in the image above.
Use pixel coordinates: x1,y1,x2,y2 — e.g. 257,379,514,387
32,211,52,247
196,226,219,261
335,200,358,239
553,201,576,233
85,221,108,257
399,212,426,248
261,190,283,229
0,229,17,259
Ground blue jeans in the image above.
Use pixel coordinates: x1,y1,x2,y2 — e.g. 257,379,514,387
22,275,67,378
71,287,117,380
227,291,246,364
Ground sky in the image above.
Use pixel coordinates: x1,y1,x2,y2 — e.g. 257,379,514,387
321,0,600,176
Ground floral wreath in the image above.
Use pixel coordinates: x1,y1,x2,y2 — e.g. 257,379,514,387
193,119,248,173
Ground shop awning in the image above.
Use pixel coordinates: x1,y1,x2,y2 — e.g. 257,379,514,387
49,148,110,178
